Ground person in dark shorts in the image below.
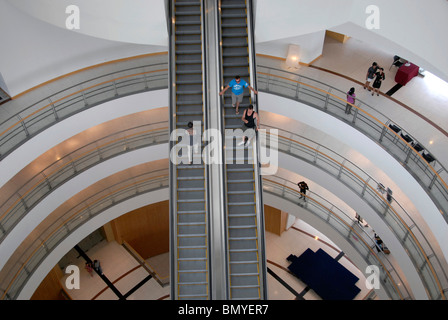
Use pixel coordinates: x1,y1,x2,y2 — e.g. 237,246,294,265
238,105,259,147
297,181,309,202
363,62,378,91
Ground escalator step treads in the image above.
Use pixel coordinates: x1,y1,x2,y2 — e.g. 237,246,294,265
177,100,203,105
229,260,259,264
177,233,207,238
222,23,247,28
223,72,250,77
228,225,257,229
178,210,206,214
229,248,258,252
178,281,208,285
177,188,206,194
177,176,205,180
227,179,255,183
176,50,202,55
222,42,248,47
176,70,203,75
178,221,206,226
228,202,256,206
177,199,205,202
222,33,248,38
229,237,257,241
178,257,207,261
176,60,203,65
221,4,246,8
176,90,203,95
221,13,247,18
230,273,260,277
223,62,249,67
178,269,208,273
176,111,204,116
230,284,260,288
175,21,201,25
223,52,249,57
175,2,201,6
175,11,202,16
228,213,256,217
176,40,202,45
227,190,255,195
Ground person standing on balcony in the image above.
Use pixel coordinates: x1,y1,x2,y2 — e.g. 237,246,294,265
363,62,378,91
297,181,309,202
219,75,258,115
372,68,385,96
345,87,356,114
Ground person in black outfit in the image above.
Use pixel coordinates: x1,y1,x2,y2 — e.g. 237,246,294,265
372,68,385,96
238,105,259,147
297,181,309,202
374,233,384,252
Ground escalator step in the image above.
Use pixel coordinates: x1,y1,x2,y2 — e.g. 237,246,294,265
175,2,201,6
222,42,248,47
178,269,208,273
228,225,257,229
221,13,247,18
177,233,207,238
227,179,255,183
229,260,258,264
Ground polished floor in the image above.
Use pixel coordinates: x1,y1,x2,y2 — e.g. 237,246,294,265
55,33,448,300
60,218,372,300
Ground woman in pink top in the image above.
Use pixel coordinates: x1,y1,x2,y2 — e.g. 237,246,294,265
345,87,356,114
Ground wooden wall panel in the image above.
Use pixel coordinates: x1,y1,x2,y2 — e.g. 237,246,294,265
264,205,287,236
326,30,350,43
112,200,169,259
31,265,66,300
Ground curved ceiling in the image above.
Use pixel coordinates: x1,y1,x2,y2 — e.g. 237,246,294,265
6,0,168,45
5,0,448,83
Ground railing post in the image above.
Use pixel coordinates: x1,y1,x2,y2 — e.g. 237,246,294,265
352,103,360,124
428,171,439,190
48,98,59,121
404,147,413,164
337,160,346,179
17,115,30,137
295,77,301,99
80,84,88,107
379,124,388,143
266,69,271,92
361,178,370,197
324,88,331,110
314,145,319,164
112,80,118,96
143,73,149,89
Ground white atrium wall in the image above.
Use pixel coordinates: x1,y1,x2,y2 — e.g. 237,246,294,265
0,0,167,96
2,0,448,96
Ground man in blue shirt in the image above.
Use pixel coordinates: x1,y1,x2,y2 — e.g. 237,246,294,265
219,75,258,114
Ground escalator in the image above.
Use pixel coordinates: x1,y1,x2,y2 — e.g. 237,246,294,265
169,0,210,300
218,0,267,300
